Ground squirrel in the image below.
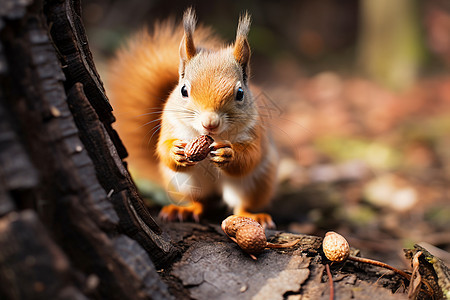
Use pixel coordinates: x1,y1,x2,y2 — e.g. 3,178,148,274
107,8,278,228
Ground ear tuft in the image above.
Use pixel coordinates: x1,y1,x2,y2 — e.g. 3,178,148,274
236,12,251,40
180,8,197,61
234,12,252,83
183,7,197,37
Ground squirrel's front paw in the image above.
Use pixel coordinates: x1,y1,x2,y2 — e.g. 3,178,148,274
171,140,197,167
210,141,234,166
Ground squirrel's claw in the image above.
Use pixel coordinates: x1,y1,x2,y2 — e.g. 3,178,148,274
159,203,204,223
254,213,276,229
210,141,234,165
170,141,197,167
234,211,276,229
266,219,276,229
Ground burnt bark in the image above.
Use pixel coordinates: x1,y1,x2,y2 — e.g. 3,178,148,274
0,0,174,299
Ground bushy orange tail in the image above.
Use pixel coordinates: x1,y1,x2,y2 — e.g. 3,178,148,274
107,19,221,184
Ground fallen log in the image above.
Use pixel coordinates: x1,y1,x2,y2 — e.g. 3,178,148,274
159,221,411,300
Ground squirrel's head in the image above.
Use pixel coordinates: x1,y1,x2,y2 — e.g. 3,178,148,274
169,8,257,141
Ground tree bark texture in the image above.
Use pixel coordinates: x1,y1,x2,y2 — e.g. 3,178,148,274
0,0,175,299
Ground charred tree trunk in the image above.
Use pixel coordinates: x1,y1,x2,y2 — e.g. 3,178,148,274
0,0,175,299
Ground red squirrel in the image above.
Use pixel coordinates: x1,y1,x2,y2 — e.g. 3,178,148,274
108,9,278,228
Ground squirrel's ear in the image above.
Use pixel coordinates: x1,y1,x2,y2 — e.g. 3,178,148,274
233,12,251,83
179,8,197,75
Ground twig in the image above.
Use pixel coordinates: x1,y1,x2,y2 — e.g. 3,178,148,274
348,256,411,280
348,255,433,296
326,264,334,300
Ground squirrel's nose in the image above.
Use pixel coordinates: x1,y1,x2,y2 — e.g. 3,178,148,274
200,112,220,132
202,121,219,131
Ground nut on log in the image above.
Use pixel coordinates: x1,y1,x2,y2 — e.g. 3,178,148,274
322,231,350,262
185,135,214,162
221,215,260,238
235,224,267,255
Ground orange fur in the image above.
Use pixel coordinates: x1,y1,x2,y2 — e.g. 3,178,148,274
107,11,279,228
108,20,221,182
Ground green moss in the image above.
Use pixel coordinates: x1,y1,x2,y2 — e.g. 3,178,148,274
133,177,171,206
336,205,377,226
425,206,450,228
315,136,401,170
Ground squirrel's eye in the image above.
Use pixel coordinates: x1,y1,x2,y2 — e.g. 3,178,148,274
236,87,244,101
181,85,189,98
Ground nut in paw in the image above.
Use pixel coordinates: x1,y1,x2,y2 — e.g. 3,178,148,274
184,135,214,162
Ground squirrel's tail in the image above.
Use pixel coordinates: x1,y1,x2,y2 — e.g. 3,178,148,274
107,21,180,184
107,18,220,184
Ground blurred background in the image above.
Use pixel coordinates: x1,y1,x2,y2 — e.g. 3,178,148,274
82,0,450,267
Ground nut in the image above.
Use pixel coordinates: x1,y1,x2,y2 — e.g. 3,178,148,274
235,224,267,255
322,231,350,262
184,135,214,162
221,215,260,238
